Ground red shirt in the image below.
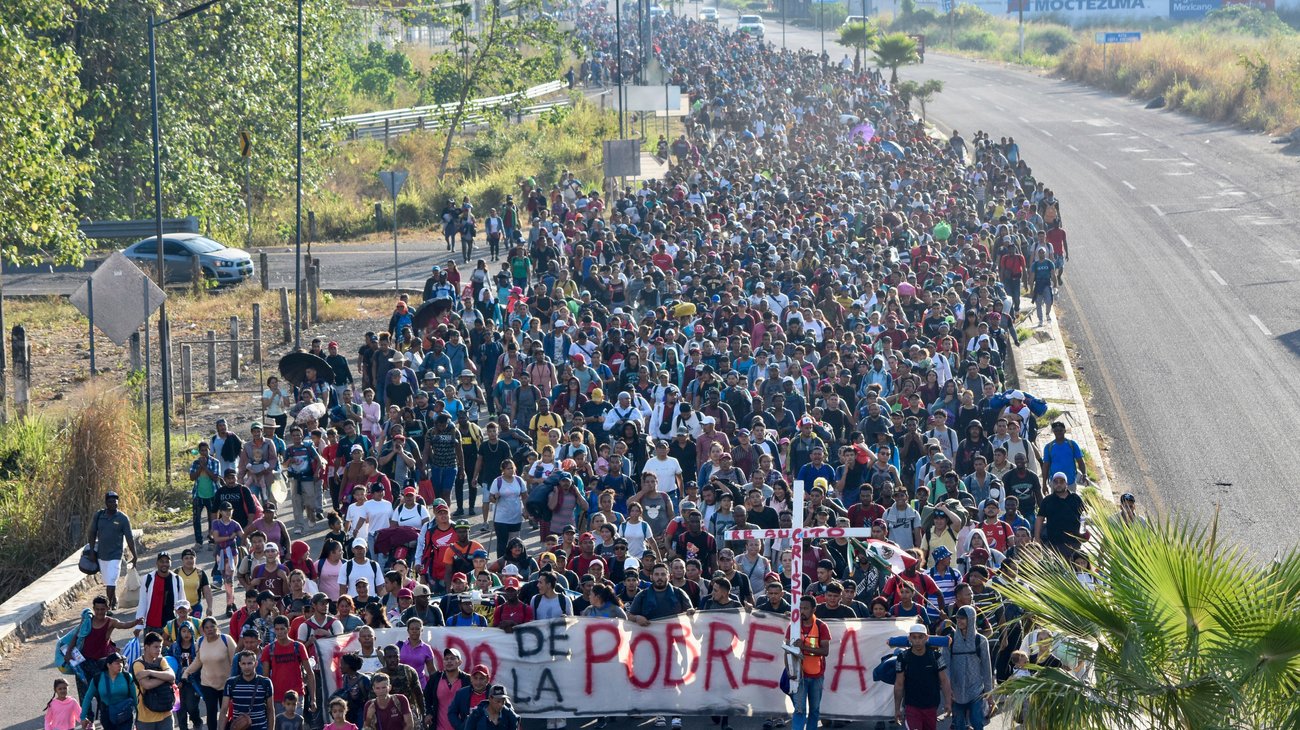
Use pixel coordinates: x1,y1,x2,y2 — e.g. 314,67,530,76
977,520,1014,553
651,252,674,271
1000,253,1025,276
146,573,167,628
260,639,307,701
847,502,886,529
1046,228,1067,256
492,601,533,627
883,571,940,605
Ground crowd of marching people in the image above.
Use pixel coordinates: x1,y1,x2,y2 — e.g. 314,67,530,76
51,2,1112,730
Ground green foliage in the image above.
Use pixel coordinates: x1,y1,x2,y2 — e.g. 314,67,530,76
839,20,879,49
957,29,998,51
996,493,1300,730
0,0,95,265
873,32,920,83
355,67,397,103
900,0,916,15
1205,4,1293,37
430,0,577,177
809,3,848,29
74,0,355,246
1031,25,1076,55
420,56,467,106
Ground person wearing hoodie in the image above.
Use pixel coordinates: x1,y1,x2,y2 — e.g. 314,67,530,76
463,684,520,730
947,605,994,730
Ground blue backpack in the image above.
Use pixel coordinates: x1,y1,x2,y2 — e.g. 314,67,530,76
872,649,905,685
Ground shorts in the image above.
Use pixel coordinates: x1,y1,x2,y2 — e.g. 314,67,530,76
100,559,122,587
1053,254,1065,270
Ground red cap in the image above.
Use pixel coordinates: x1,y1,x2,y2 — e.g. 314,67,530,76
471,664,491,677
579,532,594,542
502,576,521,589
434,504,450,513
402,486,417,495
764,571,781,582
327,341,339,348
397,588,413,599
452,572,468,582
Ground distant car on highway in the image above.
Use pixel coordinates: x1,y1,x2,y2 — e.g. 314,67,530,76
842,14,868,27
699,6,718,22
123,233,255,286
737,14,765,39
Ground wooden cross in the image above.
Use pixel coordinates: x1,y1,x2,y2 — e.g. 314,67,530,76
725,484,878,680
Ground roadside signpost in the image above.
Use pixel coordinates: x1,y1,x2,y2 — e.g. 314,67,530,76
378,170,409,291
1095,31,1141,72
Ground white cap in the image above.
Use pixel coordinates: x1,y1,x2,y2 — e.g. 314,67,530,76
908,623,929,635
624,557,640,571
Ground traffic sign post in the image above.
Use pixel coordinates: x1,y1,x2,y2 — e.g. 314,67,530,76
1094,31,1141,73
378,170,409,292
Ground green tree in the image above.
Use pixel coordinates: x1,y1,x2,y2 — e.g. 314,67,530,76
997,495,1300,730
872,31,920,84
838,20,878,74
434,0,574,177
913,78,943,119
0,0,96,264
74,0,354,242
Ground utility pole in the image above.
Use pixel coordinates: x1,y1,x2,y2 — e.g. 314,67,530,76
616,0,625,138
294,0,304,349
148,0,221,490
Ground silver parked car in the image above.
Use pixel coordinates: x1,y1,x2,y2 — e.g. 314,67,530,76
123,233,255,286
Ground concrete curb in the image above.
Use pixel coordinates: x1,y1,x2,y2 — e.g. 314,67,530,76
1011,305,1114,502
0,531,140,659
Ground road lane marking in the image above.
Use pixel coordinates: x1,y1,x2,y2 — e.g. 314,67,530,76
1067,144,1079,152
1122,181,1136,190
1178,234,1193,248
1018,116,1029,122
1249,314,1273,337
1206,269,1227,286
1093,161,1107,169
1150,204,1166,216
1040,129,1053,137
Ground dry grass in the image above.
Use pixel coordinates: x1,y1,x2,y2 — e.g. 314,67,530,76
0,391,144,602
1058,30,1300,132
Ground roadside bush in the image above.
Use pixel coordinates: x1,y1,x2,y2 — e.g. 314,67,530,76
1030,25,1075,55
957,29,998,51
0,393,144,603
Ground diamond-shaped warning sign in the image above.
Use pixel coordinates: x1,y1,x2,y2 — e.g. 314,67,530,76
70,252,166,346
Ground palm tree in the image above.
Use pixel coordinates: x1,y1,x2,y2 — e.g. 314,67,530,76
995,493,1300,730
838,20,878,74
872,32,919,85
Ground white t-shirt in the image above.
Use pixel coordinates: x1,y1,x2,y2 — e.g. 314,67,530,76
349,498,394,540
338,557,381,597
618,520,654,559
642,456,683,495
391,502,429,529
884,505,922,550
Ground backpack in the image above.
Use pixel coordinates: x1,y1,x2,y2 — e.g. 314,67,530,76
343,559,379,590
138,657,176,712
529,591,573,615
55,608,94,676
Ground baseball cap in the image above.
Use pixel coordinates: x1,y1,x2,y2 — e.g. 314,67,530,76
908,624,929,635
472,664,491,677
412,584,431,597
471,549,489,559
263,543,280,553
502,576,521,589
403,486,417,496
489,684,508,699
397,588,413,599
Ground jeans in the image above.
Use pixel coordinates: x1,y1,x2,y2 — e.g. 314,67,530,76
191,496,216,544
791,675,824,730
1034,284,1054,323
952,699,986,730
201,684,224,730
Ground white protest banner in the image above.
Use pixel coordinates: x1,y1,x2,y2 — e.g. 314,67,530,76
318,614,912,718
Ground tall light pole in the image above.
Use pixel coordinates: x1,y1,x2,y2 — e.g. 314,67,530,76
294,0,304,349
148,0,221,489
615,0,625,138
781,0,786,50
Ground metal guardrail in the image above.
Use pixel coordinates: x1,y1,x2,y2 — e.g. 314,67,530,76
326,80,567,141
78,216,200,240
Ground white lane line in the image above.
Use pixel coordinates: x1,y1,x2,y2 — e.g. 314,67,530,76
1093,161,1107,169
1018,116,1029,122
1178,234,1193,248
1150,203,1166,217
1122,180,1136,190
993,105,1006,111
1206,269,1227,286
1067,144,1079,152
1249,314,1273,337
1040,129,1054,137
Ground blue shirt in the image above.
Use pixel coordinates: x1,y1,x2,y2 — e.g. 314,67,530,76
796,463,837,492
1042,438,1083,484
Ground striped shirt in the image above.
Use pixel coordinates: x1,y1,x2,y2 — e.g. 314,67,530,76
224,674,274,730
